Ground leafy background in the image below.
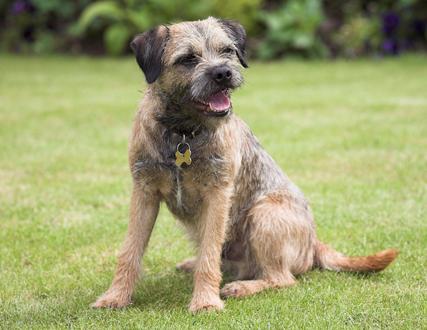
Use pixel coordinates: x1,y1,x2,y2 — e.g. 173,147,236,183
1,0,426,58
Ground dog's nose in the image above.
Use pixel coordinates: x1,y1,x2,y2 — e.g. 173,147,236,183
211,66,232,84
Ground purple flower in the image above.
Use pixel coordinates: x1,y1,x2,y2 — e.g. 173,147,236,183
413,20,426,37
382,39,399,55
382,11,400,36
10,0,28,15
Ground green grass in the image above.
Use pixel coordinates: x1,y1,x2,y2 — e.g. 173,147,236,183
0,54,426,329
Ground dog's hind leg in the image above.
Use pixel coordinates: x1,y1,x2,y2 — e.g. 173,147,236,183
176,257,196,273
220,275,296,298
221,192,315,298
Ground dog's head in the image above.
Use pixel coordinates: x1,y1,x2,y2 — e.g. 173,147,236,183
130,17,247,119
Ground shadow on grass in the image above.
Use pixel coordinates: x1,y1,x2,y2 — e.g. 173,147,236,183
131,271,193,311
129,269,246,311
309,267,393,283
336,270,394,282
93,267,391,313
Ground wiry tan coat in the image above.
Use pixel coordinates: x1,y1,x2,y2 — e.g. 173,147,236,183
92,17,398,313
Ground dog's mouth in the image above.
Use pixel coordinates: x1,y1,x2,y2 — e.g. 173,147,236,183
192,89,231,117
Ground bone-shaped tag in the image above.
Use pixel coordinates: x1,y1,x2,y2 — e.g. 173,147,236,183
175,143,192,167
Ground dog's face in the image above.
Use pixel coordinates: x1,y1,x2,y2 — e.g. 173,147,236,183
131,17,247,119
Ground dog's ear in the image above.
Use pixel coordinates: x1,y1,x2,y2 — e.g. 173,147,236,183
218,19,248,68
130,26,169,84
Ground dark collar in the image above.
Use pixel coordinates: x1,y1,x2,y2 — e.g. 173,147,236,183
170,125,203,140
155,107,205,140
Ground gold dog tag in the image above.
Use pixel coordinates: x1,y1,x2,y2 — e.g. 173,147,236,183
175,142,192,167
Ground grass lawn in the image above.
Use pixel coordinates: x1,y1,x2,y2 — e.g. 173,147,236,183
0,54,426,329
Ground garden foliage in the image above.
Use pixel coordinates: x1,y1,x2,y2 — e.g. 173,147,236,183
1,0,425,58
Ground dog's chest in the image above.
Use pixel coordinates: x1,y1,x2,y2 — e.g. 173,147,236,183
136,147,230,221
167,154,230,220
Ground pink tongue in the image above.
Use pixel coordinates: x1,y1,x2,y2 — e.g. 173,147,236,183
208,91,230,111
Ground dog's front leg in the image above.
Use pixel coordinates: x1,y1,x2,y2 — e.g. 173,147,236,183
92,185,160,308
189,187,231,313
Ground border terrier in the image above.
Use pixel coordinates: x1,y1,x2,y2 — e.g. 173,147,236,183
92,17,398,313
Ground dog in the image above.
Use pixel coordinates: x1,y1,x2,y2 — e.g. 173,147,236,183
92,17,398,313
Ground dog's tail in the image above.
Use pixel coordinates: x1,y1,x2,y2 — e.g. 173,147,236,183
314,241,398,272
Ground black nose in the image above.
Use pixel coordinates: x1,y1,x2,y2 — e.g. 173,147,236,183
211,66,232,84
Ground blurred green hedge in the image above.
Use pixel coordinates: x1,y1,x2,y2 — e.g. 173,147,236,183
1,0,426,58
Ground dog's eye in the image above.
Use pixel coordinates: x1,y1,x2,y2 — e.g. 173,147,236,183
221,47,235,55
175,54,198,66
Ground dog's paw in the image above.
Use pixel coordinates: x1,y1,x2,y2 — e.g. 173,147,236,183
176,257,196,273
91,290,131,309
188,294,224,313
220,281,248,298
